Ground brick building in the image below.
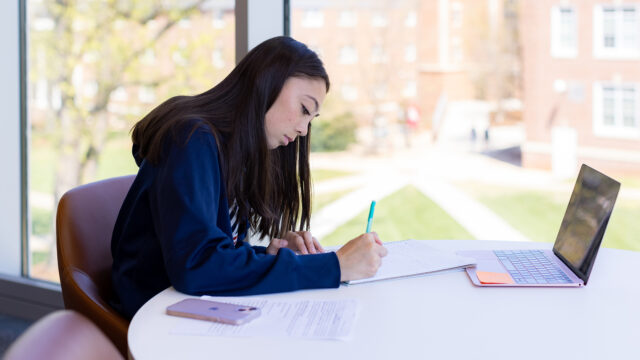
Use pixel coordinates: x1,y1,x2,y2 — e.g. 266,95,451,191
521,0,640,175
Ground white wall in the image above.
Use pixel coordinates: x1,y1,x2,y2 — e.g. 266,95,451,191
0,0,22,276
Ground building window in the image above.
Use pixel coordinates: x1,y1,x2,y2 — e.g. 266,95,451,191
212,48,225,69
339,45,358,64
451,36,463,63
405,44,417,62
138,86,156,104
111,87,129,102
371,12,388,28
341,84,358,101
602,86,616,125
302,10,324,28
212,10,225,29
339,11,357,27
403,80,417,98
594,83,639,138
371,44,388,64
178,18,192,28
451,2,464,29
373,83,387,99
141,49,156,65
623,87,637,127
551,6,577,58
594,5,640,58
405,11,417,27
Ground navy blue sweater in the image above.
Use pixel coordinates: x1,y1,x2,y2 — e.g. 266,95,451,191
110,123,340,319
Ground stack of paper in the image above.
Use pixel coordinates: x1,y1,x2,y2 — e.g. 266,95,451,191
345,239,476,284
171,296,359,341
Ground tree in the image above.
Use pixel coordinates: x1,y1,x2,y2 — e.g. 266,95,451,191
29,0,232,271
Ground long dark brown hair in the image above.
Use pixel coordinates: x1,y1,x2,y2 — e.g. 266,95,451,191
131,36,330,239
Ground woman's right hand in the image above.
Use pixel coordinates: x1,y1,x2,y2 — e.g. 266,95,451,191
335,232,388,282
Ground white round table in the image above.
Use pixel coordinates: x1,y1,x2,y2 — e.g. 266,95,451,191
128,240,640,360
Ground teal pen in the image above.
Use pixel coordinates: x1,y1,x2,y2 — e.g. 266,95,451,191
366,201,376,233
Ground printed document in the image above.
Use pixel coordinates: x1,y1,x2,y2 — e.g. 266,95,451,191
345,239,476,284
170,296,358,340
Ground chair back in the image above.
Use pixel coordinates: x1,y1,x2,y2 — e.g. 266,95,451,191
4,310,124,360
56,175,135,357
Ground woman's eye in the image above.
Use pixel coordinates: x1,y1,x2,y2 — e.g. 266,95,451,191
301,105,310,116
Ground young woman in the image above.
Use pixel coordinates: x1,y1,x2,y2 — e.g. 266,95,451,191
110,36,388,320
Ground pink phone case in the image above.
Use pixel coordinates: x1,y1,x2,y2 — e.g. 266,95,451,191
166,298,261,325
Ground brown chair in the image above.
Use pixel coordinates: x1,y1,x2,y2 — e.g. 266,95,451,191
56,175,135,357
4,310,124,360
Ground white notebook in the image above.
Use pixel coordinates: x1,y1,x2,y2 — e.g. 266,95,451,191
334,239,476,285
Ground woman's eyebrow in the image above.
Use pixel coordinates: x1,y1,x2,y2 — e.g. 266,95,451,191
304,95,319,113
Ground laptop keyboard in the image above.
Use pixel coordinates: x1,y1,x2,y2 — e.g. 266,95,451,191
494,250,573,284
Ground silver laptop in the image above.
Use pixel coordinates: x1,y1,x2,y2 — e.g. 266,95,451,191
458,164,620,287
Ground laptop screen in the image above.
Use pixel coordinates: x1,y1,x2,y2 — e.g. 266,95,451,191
553,164,620,284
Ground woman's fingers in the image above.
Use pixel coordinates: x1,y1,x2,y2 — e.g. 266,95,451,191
334,232,386,282
283,231,324,254
312,236,325,253
266,238,288,255
295,234,309,255
297,231,317,254
371,231,383,246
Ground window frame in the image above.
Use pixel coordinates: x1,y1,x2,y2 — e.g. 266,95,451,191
593,4,640,59
593,82,640,139
550,5,578,58
0,0,285,321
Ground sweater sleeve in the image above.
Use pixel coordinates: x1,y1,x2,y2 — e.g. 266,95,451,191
149,126,340,296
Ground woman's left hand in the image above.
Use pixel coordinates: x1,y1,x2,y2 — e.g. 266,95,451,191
266,231,324,255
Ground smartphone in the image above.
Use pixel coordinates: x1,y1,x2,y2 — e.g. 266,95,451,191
166,298,261,325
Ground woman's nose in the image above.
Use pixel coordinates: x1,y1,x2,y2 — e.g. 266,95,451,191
296,119,309,136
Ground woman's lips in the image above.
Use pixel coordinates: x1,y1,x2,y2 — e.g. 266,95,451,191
284,135,293,145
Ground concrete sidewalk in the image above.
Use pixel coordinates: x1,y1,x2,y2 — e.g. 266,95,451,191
310,146,532,242
310,171,407,239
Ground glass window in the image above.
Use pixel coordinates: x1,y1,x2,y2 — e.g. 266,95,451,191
602,87,616,126
622,8,637,49
302,10,324,28
371,44,388,64
405,44,417,62
26,0,235,282
339,11,357,27
371,13,388,28
551,6,577,57
597,84,639,132
596,5,640,57
603,8,617,48
405,11,417,28
212,10,226,29
451,2,463,29
285,0,638,256
341,84,358,102
212,48,226,69
623,87,636,127
559,8,576,49
402,80,417,98
339,45,358,64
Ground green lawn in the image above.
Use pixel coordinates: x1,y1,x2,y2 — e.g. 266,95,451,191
312,188,355,213
320,185,474,247
30,135,137,194
32,139,349,195
459,183,640,252
30,135,136,244
95,138,138,180
311,169,353,182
